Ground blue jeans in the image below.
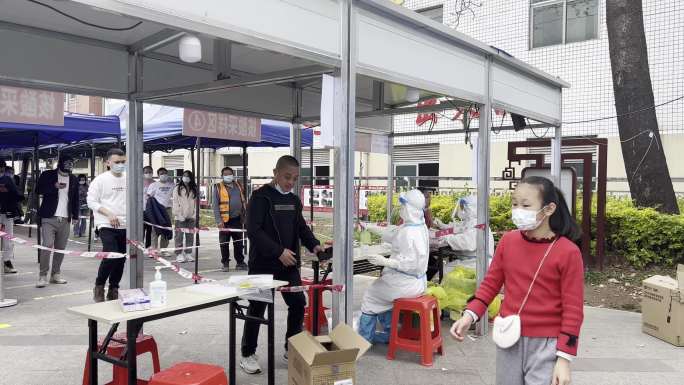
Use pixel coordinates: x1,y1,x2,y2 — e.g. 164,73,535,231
358,311,393,344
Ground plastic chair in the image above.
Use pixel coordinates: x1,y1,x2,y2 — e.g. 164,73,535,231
387,295,444,367
148,362,227,385
82,333,161,385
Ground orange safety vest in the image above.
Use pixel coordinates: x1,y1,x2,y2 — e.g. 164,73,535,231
217,181,245,223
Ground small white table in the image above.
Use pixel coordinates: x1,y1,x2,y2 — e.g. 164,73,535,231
68,279,287,385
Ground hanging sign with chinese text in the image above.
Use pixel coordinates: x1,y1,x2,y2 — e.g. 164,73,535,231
183,108,261,142
0,86,64,126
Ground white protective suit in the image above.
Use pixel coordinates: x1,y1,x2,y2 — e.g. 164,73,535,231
360,190,430,315
434,196,495,259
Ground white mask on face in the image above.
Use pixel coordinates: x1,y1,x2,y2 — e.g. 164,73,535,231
223,175,234,184
111,163,126,174
182,176,191,184
79,180,86,185
159,175,169,183
511,207,545,231
144,173,153,179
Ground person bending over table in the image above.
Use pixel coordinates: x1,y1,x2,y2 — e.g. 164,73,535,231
358,189,430,344
240,155,323,375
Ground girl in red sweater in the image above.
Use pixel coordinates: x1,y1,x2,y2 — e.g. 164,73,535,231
451,176,584,385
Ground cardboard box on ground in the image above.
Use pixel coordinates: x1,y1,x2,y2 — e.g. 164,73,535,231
288,324,371,385
641,264,684,346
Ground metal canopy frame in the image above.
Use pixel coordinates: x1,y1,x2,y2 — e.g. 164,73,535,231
0,0,567,330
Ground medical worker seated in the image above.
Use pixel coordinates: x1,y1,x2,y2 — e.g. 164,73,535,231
358,189,430,344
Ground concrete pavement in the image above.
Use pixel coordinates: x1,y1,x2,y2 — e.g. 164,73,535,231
0,228,682,385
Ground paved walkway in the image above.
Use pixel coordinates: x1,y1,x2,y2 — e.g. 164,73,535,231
0,228,682,385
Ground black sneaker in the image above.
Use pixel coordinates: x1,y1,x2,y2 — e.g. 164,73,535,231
221,264,230,272
235,262,248,271
4,261,17,274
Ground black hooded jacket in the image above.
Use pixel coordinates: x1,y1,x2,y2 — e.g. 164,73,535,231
246,184,319,272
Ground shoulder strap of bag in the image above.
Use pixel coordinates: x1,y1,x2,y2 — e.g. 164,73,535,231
517,237,558,315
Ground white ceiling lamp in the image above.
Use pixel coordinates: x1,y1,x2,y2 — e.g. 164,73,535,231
406,88,421,103
179,34,202,63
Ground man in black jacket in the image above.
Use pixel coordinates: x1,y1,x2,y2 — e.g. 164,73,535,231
240,155,322,375
36,156,79,288
0,160,24,274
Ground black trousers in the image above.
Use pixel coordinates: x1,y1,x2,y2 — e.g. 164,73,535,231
219,216,244,265
95,227,127,288
143,221,152,248
241,267,305,357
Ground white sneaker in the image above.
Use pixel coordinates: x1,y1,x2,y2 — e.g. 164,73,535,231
240,354,262,374
184,252,195,262
50,274,67,284
36,276,48,288
175,254,186,263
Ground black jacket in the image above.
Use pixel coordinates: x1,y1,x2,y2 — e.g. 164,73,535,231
247,184,319,272
144,197,173,240
0,175,24,217
37,170,79,220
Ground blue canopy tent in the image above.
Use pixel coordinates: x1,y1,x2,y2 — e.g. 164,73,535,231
104,103,312,151
0,113,121,256
0,113,121,149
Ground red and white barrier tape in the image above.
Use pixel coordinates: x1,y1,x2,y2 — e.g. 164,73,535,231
144,221,246,234
0,230,127,259
128,240,215,283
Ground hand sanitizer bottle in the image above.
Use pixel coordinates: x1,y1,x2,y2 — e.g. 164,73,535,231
149,266,167,308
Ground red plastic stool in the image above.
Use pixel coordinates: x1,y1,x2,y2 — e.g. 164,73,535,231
148,362,227,385
82,333,161,385
387,295,443,367
302,277,332,333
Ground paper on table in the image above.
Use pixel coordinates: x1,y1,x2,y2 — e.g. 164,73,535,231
228,274,273,288
186,283,239,296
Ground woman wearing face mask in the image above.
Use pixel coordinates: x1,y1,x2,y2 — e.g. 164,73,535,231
73,174,89,237
172,170,197,263
143,166,154,248
358,189,430,344
450,177,583,385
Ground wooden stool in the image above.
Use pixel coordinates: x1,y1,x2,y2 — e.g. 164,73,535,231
148,362,227,385
82,333,161,385
387,295,444,367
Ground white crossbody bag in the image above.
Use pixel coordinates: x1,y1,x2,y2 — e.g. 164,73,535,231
492,238,557,349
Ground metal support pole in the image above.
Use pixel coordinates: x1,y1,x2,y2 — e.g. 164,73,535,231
475,56,493,336
309,146,314,226
127,53,145,289
242,146,248,256
331,0,357,326
291,87,303,196
551,125,562,187
386,127,394,223
88,144,95,252
32,134,39,248
194,139,201,282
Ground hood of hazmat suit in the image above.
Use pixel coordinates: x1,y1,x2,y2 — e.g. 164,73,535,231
442,195,495,260
360,189,430,315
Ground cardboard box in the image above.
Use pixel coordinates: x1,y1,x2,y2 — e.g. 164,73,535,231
288,324,370,385
642,275,683,346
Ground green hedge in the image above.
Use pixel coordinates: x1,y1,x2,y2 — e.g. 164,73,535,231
366,193,684,267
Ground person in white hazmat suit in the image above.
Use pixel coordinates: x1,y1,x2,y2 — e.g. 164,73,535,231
434,195,495,260
358,189,430,344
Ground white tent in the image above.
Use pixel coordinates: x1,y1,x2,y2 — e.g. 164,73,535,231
0,0,568,333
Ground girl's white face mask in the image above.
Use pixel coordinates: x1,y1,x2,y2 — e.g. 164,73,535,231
511,207,546,231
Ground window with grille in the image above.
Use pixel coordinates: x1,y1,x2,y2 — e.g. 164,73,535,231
530,0,598,49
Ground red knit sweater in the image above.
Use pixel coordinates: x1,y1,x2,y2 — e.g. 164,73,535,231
466,230,584,356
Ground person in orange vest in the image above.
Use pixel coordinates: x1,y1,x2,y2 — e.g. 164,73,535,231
212,167,247,271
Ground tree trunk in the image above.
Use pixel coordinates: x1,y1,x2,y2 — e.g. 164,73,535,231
606,0,679,214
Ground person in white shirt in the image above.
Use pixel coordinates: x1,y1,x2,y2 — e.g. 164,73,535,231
172,170,197,263
146,167,175,253
87,148,127,303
